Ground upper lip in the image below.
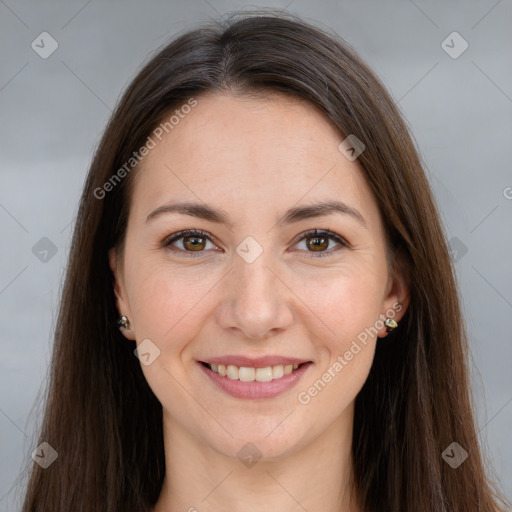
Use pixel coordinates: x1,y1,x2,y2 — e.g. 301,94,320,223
201,355,312,367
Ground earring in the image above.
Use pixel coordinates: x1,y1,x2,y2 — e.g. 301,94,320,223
384,318,398,332
117,315,130,329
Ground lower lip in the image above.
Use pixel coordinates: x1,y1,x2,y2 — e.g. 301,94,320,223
198,362,312,399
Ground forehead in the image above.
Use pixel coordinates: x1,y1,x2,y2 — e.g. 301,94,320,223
151,91,343,173
130,92,381,230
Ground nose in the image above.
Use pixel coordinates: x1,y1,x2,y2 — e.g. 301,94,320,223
215,245,294,341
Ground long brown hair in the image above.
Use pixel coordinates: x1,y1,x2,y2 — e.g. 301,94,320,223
20,10,508,512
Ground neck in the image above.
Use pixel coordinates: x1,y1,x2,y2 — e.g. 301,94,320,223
152,404,362,512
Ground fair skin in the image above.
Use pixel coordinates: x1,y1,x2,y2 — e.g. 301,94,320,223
109,91,409,512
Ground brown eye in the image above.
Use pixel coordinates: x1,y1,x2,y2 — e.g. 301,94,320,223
294,229,348,258
182,234,206,251
164,229,216,256
305,233,329,252
163,228,348,259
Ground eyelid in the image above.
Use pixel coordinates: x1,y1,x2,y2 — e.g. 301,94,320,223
289,228,349,258
162,229,221,254
162,228,349,257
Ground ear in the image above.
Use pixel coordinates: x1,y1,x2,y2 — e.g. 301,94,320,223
109,247,136,340
378,248,410,339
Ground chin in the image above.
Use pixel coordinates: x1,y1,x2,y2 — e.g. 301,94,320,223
205,415,313,462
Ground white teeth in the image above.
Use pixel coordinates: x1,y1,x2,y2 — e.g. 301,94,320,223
226,365,239,380
255,367,273,382
272,365,284,379
209,363,304,381
239,367,255,382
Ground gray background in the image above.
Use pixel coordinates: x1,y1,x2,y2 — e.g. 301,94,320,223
1,0,511,510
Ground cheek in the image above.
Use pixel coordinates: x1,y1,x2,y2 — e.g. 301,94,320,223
296,276,381,417
304,262,385,345
300,264,384,393
125,256,220,344
335,277,383,343
124,261,221,402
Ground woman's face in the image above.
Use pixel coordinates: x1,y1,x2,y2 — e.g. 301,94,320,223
110,91,408,460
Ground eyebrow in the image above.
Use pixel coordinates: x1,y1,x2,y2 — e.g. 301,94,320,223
145,200,367,229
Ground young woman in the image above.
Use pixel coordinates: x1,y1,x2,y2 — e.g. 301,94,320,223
21,10,508,512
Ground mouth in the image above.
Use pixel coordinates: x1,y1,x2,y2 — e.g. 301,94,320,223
198,359,313,399
200,361,310,382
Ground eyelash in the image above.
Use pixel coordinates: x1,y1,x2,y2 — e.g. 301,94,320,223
162,228,349,259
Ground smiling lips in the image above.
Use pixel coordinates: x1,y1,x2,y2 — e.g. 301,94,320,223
199,355,312,398
204,362,302,382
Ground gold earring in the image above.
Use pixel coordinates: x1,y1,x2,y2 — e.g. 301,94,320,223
384,318,398,332
117,315,130,329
